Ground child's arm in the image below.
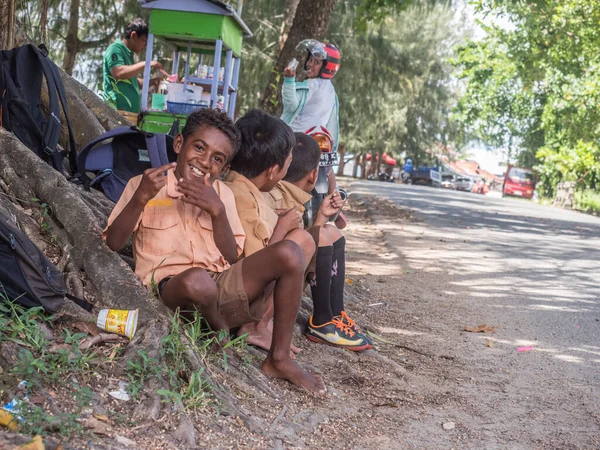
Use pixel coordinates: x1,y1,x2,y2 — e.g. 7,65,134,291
176,173,237,264
269,207,302,245
313,191,343,227
105,163,176,252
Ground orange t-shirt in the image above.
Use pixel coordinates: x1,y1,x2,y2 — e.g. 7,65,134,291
103,169,245,286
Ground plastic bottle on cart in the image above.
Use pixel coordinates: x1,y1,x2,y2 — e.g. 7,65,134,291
199,64,208,79
216,95,224,110
219,67,224,81
207,66,213,79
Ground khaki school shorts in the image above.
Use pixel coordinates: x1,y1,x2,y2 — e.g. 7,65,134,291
158,259,264,330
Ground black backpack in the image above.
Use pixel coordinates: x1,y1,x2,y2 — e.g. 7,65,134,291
0,212,94,314
77,127,176,203
0,44,78,174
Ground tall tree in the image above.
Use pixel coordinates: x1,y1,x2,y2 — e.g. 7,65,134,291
0,0,15,50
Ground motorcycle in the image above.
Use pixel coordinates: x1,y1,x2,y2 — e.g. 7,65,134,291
302,126,346,227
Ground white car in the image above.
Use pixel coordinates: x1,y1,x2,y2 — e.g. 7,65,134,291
455,177,474,192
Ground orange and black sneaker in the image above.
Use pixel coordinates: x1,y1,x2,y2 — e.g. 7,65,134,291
336,311,373,345
305,315,371,351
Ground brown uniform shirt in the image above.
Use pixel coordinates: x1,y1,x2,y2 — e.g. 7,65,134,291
224,170,278,257
263,180,312,228
103,169,245,286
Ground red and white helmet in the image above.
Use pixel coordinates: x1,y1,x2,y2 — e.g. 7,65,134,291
295,39,341,79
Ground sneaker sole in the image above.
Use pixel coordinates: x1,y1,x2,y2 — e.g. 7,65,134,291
305,334,372,352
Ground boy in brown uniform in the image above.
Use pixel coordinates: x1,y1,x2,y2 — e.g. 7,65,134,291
104,109,326,395
226,109,318,355
265,133,371,351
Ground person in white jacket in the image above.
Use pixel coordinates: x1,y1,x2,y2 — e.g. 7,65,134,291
281,40,346,228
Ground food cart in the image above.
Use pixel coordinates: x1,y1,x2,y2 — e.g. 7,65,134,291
137,0,252,133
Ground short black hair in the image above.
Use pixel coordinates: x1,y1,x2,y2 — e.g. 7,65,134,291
181,108,241,161
124,19,149,39
284,133,321,182
231,109,295,179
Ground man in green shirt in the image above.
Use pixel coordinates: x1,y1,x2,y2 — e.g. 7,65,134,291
103,19,163,113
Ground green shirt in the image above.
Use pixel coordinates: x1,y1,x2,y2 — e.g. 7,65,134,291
103,41,141,113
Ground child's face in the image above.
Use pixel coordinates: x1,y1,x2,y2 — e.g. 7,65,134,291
173,125,233,182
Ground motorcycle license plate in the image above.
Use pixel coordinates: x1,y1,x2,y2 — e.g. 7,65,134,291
514,190,522,196
319,152,337,166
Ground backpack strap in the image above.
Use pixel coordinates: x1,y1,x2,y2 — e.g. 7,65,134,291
65,293,94,313
33,47,63,171
76,126,139,188
144,133,169,168
38,45,79,174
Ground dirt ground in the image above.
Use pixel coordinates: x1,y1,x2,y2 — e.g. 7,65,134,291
2,185,597,449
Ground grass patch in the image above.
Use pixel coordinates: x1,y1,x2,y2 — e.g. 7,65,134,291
575,189,600,213
126,309,249,412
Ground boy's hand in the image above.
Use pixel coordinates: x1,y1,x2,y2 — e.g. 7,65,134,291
135,163,176,204
317,191,343,219
283,67,296,78
275,207,302,233
176,173,225,217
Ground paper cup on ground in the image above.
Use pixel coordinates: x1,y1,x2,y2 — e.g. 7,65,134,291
97,309,138,339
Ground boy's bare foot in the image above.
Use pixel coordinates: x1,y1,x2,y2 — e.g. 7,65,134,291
238,321,300,358
262,355,326,396
266,318,301,355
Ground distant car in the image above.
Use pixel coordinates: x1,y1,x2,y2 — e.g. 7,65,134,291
503,165,536,199
455,177,473,192
441,175,456,190
411,167,441,188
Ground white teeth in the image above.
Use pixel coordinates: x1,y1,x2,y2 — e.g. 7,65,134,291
190,166,204,177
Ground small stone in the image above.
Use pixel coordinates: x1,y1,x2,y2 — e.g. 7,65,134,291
443,422,455,431
115,435,137,447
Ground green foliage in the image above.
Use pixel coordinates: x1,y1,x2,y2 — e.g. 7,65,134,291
331,2,468,164
575,189,600,213
126,310,248,411
0,300,97,438
454,0,600,194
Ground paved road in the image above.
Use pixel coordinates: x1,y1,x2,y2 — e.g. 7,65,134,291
350,180,600,448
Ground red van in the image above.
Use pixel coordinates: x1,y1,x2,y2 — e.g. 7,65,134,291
503,165,536,199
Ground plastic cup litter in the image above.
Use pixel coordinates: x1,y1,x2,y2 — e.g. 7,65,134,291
97,309,138,339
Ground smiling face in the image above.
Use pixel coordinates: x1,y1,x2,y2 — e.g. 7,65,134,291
173,125,234,182
306,54,324,78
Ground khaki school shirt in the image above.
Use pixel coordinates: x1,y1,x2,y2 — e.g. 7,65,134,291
103,169,245,286
263,181,312,229
225,170,278,257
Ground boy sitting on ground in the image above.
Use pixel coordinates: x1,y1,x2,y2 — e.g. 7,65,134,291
103,108,326,395
225,109,317,355
265,132,372,351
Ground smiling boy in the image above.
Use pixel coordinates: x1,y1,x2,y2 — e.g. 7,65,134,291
104,109,326,395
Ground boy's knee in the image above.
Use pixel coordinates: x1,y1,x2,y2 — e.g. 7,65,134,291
286,228,316,258
319,226,334,247
180,269,218,303
275,240,306,272
323,223,343,242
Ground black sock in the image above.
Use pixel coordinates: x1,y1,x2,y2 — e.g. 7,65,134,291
330,237,346,316
310,246,334,326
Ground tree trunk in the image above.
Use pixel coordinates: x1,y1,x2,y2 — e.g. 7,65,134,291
0,0,15,50
336,142,346,176
260,0,339,115
63,0,81,75
278,0,301,52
